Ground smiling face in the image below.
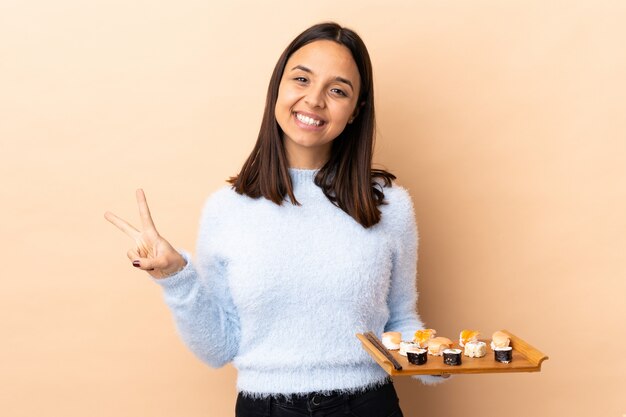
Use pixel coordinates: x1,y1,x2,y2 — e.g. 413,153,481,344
274,40,361,169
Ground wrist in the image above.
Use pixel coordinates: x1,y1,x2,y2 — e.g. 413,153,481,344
161,256,188,278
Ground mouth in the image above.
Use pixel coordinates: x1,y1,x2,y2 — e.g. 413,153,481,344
293,111,326,127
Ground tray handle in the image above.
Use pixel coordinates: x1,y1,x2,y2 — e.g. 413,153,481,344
502,329,549,366
356,333,395,375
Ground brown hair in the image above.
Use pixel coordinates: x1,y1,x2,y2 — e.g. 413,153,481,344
228,22,396,228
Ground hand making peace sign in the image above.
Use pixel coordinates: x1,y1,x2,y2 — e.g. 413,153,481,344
104,189,187,279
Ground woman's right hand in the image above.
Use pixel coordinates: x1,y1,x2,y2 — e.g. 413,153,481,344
104,189,187,279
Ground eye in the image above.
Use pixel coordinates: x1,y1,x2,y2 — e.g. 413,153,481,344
331,88,347,97
293,77,308,83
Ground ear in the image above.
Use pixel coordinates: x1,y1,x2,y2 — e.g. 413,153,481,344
348,101,366,124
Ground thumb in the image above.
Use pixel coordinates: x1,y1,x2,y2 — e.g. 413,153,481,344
131,257,165,271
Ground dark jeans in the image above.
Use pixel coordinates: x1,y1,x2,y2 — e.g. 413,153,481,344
235,379,403,417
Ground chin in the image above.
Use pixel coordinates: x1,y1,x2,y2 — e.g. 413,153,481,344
293,141,332,152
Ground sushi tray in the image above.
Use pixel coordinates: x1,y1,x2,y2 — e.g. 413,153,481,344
356,329,548,376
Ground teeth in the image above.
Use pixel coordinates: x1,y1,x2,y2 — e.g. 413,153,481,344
296,113,322,126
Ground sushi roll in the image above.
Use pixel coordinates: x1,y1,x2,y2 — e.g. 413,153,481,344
427,337,453,356
406,348,428,365
413,329,437,348
382,332,401,350
463,341,487,358
459,329,480,347
399,341,419,357
494,346,513,363
443,349,462,366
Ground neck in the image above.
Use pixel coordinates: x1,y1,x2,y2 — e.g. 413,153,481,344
284,139,331,169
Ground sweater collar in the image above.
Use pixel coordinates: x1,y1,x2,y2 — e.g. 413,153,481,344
288,167,320,187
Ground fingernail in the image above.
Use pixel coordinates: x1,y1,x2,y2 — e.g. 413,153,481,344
132,260,140,268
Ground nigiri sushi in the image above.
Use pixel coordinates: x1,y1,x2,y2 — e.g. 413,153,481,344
413,329,437,348
459,329,480,347
427,337,453,356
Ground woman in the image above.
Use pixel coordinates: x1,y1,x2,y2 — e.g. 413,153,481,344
105,22,445,417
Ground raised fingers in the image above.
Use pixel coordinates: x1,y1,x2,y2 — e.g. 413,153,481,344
105,211,140,239
136,189,158,233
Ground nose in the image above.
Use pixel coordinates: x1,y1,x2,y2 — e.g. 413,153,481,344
304,86,325,109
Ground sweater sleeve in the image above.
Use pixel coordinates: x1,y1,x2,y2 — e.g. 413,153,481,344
152,191,241,368
383,186,450,386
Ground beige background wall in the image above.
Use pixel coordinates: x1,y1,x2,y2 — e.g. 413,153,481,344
1,0,624,416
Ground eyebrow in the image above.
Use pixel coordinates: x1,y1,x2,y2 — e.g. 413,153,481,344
291,65,354,91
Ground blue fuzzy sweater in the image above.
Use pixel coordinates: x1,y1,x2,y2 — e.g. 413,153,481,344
155,168,440,396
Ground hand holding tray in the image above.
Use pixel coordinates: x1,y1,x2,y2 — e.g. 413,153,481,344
356,329,548,376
